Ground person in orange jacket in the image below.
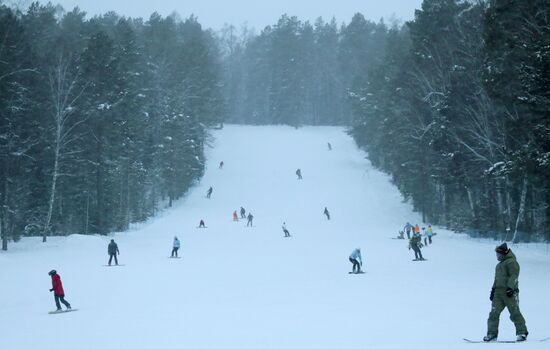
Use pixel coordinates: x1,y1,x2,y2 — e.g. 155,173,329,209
414,224,421,235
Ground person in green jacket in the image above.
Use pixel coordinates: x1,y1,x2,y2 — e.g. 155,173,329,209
484,243,528,342
408,234,424,260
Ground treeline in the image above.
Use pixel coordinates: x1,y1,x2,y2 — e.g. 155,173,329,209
349,0,550,241
0,2,223,249
219,14,387,126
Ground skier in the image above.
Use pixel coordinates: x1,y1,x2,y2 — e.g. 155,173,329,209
232,210,239,221
246,213,254,227
48,270,71,312
295,168,302,180
408,234,424,260
403,222,413,239
349,248,363,274
219,161,224,169
323,207,331,220
426,225,434,244
397,231,405,239
171,236,180,258
206,186,213,199
198,219,206,228
282,222,291,237
327,142,332,151
240,206,246,219
483,243,528,342
108,239,120,266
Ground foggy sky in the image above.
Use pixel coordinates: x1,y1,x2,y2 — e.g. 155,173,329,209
44,0,423,30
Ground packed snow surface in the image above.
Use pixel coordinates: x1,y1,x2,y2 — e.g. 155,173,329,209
1,125,549,348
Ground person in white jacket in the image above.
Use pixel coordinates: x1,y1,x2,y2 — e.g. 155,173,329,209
171,237,181,258
349,248,363,273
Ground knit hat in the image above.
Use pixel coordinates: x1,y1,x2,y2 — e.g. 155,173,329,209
495,243,509,254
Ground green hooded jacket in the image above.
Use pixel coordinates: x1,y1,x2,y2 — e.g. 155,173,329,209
492,250,520,290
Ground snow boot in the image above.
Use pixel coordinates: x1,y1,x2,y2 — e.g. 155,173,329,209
517,334,528,342
483,334,497,342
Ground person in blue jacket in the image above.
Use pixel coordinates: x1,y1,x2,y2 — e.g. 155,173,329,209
403,222,413,239
349,248,363,273
171,236,181,257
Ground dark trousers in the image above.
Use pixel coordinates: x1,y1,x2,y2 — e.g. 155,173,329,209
240,213,246,219
108,253,118,265
406,231,411,239
413,247,423,260
54,295,71,310
199,222,205,228
349,257,361,272
283,229,290,237
247,220,253,227
324,213,330,220
428,236,432,244
171,247,179,257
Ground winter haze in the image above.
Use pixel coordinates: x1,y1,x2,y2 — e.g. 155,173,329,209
48,0,422,28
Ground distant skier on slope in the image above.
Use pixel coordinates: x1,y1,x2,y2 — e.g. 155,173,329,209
403,222,413,239
240,206,246,219
108,239,120,266
206,187,213,199
282,222,291,237
295,168,302,180
323,207,331,220
408,234,424,260
349,248,363,274
233,210,239,221
327,142,332,151
426,225,434,244
483,243,528,342
48,270,72,312
219,161,224,169
246,213,254,227
171,236,181,258
198,219,206,228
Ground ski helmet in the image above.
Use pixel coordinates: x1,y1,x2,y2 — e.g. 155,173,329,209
48,270,56,276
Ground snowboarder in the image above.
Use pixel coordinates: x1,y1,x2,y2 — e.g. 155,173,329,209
323,207,330,220
295,168,302,180
240,206,246,219
198,219,206,228
219,161,224,169
327,142,332,151
232,210,239,221
206,186,213,199
403,222,413,239
426,225,434,244
246,213,254,227
397,231,405,239
349,248,363,273
483,243,528,342
409,234,424,260
171,236,180,258
282,222,291,237
48,270,71,312
108,239,120,266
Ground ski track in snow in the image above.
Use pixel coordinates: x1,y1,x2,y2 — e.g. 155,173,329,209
1,125,549,349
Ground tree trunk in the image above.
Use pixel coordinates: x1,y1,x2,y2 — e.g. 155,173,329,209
512,176,528,243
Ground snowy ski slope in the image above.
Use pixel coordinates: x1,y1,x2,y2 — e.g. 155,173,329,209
1,125,549,349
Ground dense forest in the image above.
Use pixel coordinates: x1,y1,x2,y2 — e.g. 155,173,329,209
0,2,223,249
1,0,548,249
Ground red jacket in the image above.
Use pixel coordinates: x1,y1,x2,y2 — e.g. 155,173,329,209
51,274,65,296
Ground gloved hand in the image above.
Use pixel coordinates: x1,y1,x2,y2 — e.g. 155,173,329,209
506,288,515,298
489,288,495,301
49,288,53,292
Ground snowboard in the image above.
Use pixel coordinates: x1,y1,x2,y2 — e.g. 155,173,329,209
49,308,78,315
463,338,549,343
348,271,365,274
412,259,427,261
103,264,125,267
168,256,182,259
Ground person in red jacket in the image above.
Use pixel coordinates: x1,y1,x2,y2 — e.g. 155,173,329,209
48,270,71,311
